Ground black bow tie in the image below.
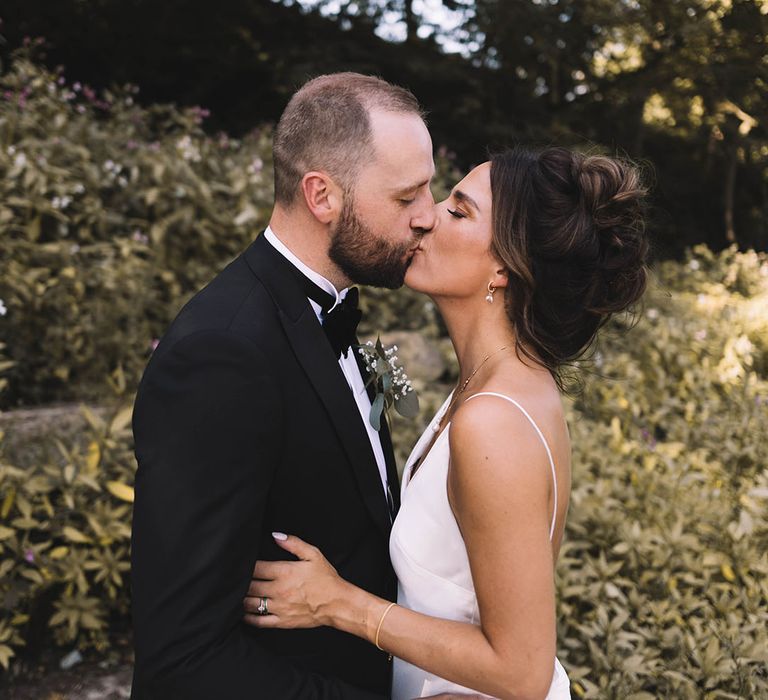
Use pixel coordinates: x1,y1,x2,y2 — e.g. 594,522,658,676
322,288,362,359
297,275,362,360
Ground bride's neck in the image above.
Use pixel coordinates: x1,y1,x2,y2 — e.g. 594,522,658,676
436,295,517,385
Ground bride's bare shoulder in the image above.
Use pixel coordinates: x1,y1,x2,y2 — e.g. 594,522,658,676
448,378,568,466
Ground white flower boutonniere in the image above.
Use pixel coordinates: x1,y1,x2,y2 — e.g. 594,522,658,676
357,336,419,431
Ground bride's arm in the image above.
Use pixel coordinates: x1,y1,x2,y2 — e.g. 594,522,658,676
244,401,560,700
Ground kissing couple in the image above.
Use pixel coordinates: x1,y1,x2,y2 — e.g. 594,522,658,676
130,73,648,699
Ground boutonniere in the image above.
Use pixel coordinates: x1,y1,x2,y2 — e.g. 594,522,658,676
357,336,419,431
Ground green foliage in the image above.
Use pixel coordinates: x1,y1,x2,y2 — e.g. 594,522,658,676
556,245,768,698
0,53,274,407
0,401,135,670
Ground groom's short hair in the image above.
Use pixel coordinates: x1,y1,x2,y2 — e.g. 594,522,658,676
273,73,424,206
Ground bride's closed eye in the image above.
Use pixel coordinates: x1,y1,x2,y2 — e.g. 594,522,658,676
447,208,466,219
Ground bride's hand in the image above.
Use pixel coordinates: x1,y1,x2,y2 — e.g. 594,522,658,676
243,533,346,629
417,695,489,699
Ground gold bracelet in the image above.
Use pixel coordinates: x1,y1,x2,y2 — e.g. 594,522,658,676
374,602,396,651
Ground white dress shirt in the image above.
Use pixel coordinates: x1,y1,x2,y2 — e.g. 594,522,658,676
263,227,390,499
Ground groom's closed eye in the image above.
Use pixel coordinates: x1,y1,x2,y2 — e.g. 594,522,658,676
393,176,432,201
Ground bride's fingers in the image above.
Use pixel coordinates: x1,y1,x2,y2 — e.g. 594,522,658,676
252,560,289,579
243,612,283,628
246,578,277,598
271,532,319,561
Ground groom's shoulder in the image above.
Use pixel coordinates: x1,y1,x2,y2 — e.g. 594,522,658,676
156,250,280,356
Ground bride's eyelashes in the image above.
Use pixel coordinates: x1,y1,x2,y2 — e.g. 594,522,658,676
447,208,466,219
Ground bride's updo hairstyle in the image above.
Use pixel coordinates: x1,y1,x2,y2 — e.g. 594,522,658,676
490,146,649,389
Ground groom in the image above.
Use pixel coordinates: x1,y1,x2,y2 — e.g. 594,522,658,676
130,73,436,698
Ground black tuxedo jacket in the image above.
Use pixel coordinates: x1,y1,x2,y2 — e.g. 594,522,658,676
130,234,401,699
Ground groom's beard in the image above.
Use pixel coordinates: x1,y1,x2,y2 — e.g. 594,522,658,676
329,197,415,289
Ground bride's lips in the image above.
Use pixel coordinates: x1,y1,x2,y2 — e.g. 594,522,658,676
406,245,421,260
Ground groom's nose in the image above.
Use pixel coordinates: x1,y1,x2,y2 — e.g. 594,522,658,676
410,192,436,235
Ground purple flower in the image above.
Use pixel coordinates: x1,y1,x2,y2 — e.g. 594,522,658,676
640,428,657,450
24,549,35,564
190,106,211,124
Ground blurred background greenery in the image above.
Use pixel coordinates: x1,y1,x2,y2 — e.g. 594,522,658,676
0,1,767,698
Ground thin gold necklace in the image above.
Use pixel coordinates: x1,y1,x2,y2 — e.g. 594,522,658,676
431,345,510,434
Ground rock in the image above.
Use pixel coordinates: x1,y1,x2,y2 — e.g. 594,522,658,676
0,403,108,468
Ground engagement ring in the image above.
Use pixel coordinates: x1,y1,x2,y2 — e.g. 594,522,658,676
256,597,269,616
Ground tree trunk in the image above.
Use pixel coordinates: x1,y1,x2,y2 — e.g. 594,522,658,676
404,0,418,41
724,143,738,245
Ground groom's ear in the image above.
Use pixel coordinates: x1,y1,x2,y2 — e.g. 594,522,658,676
300,171,342,225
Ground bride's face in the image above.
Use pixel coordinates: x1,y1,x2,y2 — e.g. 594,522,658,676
405,162,499,299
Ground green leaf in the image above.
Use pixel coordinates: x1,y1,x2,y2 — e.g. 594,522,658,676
369,393,385,432
106,481,134,503
394,389,419,419
63,526,91,544
109,406,133,434
0,644,15,671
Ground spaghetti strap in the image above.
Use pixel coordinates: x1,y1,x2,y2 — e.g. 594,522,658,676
465,392,559,541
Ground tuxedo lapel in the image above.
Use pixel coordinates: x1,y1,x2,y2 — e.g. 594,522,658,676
354,346,401,516
244,235,392,537
379,415,401,514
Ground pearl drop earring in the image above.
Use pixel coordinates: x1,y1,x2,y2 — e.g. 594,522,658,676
485,282,495,303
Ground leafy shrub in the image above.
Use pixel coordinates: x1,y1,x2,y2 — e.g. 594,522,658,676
557,245,768,698
0,51,274,407
0,395,135,670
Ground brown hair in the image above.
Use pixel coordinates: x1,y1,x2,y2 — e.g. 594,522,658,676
273,73,424,206
490,146,649,390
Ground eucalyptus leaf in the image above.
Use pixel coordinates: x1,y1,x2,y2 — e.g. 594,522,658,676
369,393,385,432
394,389,419,419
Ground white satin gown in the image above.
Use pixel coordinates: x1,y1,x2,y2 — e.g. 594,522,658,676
389,392,572,699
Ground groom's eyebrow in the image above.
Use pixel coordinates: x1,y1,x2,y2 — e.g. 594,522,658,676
393,178,431,196
454,190,481,213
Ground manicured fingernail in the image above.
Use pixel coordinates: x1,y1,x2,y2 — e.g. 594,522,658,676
272,532,288,541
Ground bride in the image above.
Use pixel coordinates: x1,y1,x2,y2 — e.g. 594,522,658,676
242,145,648,699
